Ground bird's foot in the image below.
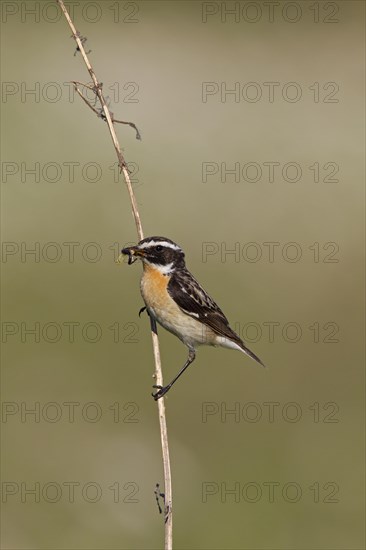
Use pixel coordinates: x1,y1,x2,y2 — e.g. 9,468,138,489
152,385,169,401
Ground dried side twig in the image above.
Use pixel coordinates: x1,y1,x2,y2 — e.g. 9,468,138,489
71,81,142,140
56,1,173,548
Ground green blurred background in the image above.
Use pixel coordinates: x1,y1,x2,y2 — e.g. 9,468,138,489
1,1,364,548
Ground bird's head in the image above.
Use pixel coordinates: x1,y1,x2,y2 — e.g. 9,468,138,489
121,236,186,274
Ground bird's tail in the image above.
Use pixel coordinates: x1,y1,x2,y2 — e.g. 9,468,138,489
217,325,266,368
239,342,266,368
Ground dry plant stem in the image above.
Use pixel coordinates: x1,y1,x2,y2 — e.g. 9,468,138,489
57,1,173,547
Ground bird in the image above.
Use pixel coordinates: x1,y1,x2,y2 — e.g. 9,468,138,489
121,236,265,400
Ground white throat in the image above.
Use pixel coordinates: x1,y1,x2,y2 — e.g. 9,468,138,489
149,261,175,275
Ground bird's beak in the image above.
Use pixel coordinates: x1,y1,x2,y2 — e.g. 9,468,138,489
121,246,145,265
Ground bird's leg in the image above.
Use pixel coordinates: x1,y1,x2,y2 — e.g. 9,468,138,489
152,349,196,400
149,312,157,334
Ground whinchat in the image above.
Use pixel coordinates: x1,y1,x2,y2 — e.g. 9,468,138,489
122,236,265,400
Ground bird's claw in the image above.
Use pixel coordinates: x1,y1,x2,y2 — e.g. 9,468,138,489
138,306,147,317
152,385,168,401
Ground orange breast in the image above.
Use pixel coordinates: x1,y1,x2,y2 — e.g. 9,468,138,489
140,264,171,310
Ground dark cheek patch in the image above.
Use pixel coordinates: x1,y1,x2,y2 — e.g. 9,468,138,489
165,249,176,264
152,249,174,265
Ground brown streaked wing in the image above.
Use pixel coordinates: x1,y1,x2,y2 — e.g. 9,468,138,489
167,269,242,344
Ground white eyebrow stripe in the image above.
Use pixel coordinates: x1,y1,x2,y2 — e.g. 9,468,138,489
138,240,181,251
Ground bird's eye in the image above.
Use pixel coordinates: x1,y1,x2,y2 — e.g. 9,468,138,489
155,245,163,252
